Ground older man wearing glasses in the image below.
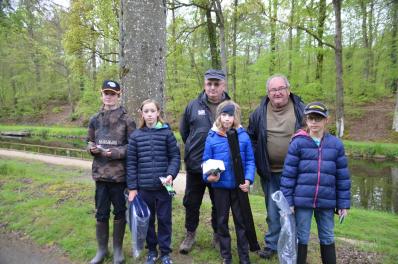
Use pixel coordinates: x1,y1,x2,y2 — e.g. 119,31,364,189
247,74,305,259
179,69,230,254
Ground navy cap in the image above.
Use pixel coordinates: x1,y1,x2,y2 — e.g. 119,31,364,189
304,102,328,117
204,69,225,80
221,104,235,116
102,80,121,94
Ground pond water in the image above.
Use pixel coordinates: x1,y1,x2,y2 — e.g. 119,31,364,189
251,159,398,214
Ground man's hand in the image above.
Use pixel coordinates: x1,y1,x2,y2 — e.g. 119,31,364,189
128,190,138,202
239,180,250,192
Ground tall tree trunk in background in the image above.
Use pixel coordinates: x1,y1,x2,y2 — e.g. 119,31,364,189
360,0,370,94
120,0,167,121
171,0,178,88
315,0,326,84
392,0,398,131
91,25,97,91
231,0,238,100
269,0,277,75
288,0,295,79
206,2,220,69
333,0,344,138
215,0,228,89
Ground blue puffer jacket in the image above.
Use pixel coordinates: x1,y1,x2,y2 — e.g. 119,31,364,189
126,123,180,191
202,126,255,189
280,130,351,209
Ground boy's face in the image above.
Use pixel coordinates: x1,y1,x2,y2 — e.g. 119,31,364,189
220,113,234,130
305,114,328,134
101,90,119,107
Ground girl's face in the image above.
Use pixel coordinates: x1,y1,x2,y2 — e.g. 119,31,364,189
101,91,119,108
141,102,160,127
305,114,328,135
220,113,234,130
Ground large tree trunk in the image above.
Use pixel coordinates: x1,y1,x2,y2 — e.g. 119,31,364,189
315,0,326,84
119,0,167,121
391,0,398,131
231,0,238,100
333,0,344,138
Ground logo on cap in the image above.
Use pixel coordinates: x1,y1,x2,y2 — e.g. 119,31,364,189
107,81,116,88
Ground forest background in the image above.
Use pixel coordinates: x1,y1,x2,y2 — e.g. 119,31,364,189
0,0,397,142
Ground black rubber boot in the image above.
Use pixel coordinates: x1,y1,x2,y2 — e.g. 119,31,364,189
297,243,308,264
320,243,336,264
112,219,126,264
90,221,109,264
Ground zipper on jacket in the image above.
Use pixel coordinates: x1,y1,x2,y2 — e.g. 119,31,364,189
313,143,322,208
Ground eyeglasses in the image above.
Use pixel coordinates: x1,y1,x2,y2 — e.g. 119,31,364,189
206,81,221,88
268,86,288,94
306,115,325,122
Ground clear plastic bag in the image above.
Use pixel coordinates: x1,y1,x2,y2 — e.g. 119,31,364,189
126,195,151,258
271,190,297,264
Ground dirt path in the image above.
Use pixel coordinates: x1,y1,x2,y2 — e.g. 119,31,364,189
0,149,187,194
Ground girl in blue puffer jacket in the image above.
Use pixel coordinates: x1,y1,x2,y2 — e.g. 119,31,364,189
126,99,180,264
280,102,351,264
202,100,255,264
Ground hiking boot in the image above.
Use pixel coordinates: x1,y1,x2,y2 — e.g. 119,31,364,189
257,247,277,259
179,230,196,254
211,233,220,251
145,251,158,264
112,219,126,264
160,255,173,264
90,221,109,264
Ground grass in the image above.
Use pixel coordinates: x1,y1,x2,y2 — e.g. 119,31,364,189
0,124,87,138
0,157,397,263
343,140,398,159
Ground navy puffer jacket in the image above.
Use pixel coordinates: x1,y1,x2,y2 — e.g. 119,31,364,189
126,123,180,191
280,130,351,209
202,126,255,189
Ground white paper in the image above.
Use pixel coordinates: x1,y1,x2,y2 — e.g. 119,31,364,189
202,159,225,175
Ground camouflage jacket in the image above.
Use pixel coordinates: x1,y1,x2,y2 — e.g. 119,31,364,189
87,106,136,182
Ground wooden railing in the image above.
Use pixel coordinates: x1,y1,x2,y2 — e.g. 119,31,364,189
0,141,91,160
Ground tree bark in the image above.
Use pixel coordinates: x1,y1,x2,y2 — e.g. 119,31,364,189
333,0,344,138
391,0,398,131
215,0,228,89
288,0,295,79
269,0,277,75
119,0,167,121
231,0,238,100
206,2,220,69
315,0,326,83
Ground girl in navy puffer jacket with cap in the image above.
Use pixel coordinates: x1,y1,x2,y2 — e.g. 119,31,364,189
280,102,351,264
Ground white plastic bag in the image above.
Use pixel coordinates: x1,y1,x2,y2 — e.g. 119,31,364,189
271,190,297,264
126,195,151,258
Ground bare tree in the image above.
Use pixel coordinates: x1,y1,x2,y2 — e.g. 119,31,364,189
120,0,167,121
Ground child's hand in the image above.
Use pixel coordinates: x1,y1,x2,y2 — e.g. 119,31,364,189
239,180,250,192
207,173,220,182
89,146,101,154
128,190,138,202
338,209,348,217
165,175,173,185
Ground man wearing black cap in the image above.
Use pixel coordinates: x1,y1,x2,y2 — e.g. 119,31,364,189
87,80,136,264
247,74,305,259
179,69,230,254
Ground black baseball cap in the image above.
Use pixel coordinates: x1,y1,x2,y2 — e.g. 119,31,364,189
304,102,328,117
102,80,121,94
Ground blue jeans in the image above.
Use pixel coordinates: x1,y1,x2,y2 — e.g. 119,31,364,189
260,172,281,250
295,208,335,245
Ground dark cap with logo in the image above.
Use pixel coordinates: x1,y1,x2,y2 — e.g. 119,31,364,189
304,102,328,117
102,80,121,94
204,69,225,80
221,104,235,116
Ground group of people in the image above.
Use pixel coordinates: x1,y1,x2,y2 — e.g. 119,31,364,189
86,70,351,264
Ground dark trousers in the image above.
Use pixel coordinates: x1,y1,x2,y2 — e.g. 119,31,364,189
214,188,250,262
140,189,172,256
95,181,127,222
183,171,217,233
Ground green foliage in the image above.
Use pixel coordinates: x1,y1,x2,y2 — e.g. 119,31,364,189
343,140,398,159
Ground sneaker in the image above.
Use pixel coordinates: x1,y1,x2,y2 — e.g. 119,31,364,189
145,251,158,264
179,230,196,254
257,247,277,259
160,255,173,264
